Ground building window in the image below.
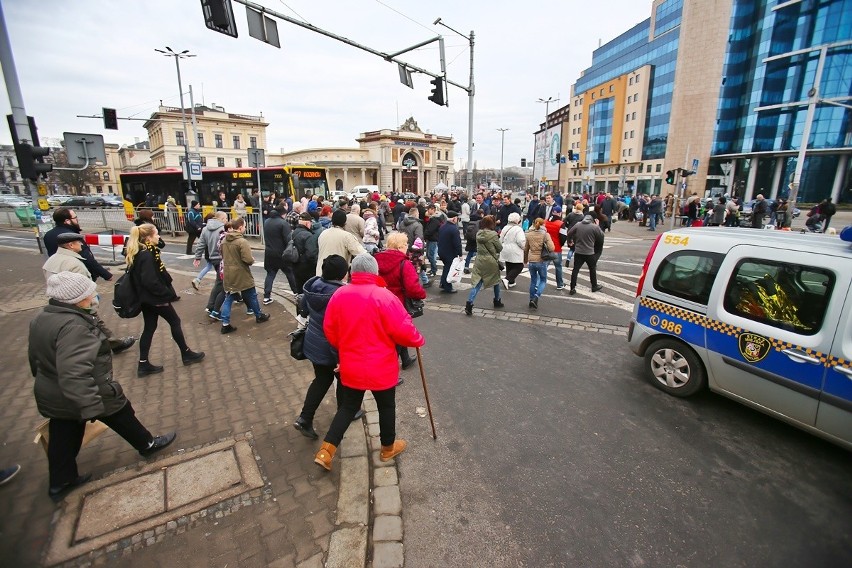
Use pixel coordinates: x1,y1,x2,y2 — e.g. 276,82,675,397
96,186,103,193
622,150,627,157
626,113,630,122
624,132,629,140
197,133,205,147
630,166,635,173
591,92,596,100
235,158,242,168
635,74,640,83
176,131,185,146
600,88,604,96
632,112,637,120
609,85,614,92
217,157,225,167
638,164,644,173
108,185,113,192
631,130,635,139
629,77,634,86
93,171,100,180
249,136,257,149
656,164,662,172
200,157,207,166
103,172,110,181
215,134,223,148
232,135,240,150
628,149,633,156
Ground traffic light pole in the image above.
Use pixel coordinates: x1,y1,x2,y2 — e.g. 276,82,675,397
0,2,45,252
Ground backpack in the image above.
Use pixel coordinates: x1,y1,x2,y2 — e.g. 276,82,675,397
112,270,142,318
465,221,480,241
282,239,300,265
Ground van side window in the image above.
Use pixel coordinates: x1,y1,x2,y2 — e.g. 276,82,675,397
723,259,834,335
654,251,724,304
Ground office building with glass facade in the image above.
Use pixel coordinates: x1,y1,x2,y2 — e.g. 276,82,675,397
552,0,851,204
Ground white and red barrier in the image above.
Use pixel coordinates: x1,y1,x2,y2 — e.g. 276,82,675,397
83,234,126,246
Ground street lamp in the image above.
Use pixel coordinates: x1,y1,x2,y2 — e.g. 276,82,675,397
155,47,195,189
536,96,558,197
434,17,474,195
497,128,508,191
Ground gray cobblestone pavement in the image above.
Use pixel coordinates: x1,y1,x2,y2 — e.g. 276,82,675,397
0,245,399,567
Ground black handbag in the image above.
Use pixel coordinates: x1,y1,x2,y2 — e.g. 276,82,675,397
289,327,307,360
540,239,558,262
399,261,424,318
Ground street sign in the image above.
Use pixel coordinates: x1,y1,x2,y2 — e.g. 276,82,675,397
691,158,699,173
247,148,265,168
189,162,203,181
62,132,106,165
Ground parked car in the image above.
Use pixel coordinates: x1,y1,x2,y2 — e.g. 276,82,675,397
330,190,348,202
101,194,124,208
628,228,852,450
47,194,74,206
63,196,122,208
0,195,30,208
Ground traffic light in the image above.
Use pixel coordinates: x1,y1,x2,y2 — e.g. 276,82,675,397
665,170,675,185
16,143,52,180
568,150,576,161
555,153,561,164
428,76,445,106
103,107,118,130
521,158,527,167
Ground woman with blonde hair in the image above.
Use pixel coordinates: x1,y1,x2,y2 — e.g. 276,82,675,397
126,223,204,377
523,217,555,310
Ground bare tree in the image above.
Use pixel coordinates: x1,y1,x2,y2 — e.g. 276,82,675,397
52,149,97,195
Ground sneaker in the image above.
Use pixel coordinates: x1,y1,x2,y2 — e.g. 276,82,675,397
246,309,255,316
501,278,509,289
234,297,244,304
0,464,21,486
592,284,604,292
531,297,538,309
191,279,200,290
221,324,238,334
256,313,271,323
556,285,565,291
262,297,274,305
507,282,516,288
181,350,205,366
208,311,221,321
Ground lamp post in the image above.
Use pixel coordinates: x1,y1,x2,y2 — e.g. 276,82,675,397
536,96,557,197
497,128,508,191
434,18,474,195
155,47,195,191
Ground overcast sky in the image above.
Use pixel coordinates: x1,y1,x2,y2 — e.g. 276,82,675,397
1,0,652,170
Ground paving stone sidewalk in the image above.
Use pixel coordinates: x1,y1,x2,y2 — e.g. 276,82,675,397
0,245,399,567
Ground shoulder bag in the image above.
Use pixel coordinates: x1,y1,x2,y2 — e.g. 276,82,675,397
289,325,307,360
399,260,424,318
540,237,558,262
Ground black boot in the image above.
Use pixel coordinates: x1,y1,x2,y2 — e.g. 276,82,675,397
294,416,318,440
464,301,473,316
182,350,205,366
493,298,504,308
137,361,164,377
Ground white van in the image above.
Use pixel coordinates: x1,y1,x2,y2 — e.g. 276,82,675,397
349,185,378,201
628,227,852,450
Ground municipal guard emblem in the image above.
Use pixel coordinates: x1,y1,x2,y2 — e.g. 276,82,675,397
738,333,770,363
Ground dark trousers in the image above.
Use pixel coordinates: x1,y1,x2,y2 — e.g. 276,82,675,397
140,303,189,361
294,263,314,296
505,261,524,284
439,256,453,290
324,385,396,447
570,253,599,290
206,263,222,312
47,401,152,488
264,266,298,298
299,363,342,423
185,232,199,255
397,344,413,366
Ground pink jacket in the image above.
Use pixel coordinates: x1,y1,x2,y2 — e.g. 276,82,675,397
324,272,425,391
374,249,427,305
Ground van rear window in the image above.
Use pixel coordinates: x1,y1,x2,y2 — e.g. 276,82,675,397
723,259,834,335
653,251,724,305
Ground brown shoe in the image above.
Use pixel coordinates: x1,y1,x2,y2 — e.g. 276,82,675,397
314,442,337,471
380,439,407,462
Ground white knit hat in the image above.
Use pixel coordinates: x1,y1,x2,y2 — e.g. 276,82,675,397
46,271,97,304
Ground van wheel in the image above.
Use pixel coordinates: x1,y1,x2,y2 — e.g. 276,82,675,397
644,339,706,397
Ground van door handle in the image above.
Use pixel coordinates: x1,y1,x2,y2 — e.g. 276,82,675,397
781,349,821,365
834,365,852,379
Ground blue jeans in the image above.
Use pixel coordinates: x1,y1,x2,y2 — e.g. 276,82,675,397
552,253,564,288
221,287,262,325
528,262,548,299
426,241,438,274
196,261,214,281
649,213,657,230
465,250,476,268
467,280,500,304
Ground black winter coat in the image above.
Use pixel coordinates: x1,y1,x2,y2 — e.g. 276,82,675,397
263,212,292,271
437,221,463,259
130,248,179,306
298,276,344,366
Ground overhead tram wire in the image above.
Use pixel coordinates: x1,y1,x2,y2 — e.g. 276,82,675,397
372,0,435,34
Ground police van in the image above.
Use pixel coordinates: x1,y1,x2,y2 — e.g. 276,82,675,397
627,227,852,450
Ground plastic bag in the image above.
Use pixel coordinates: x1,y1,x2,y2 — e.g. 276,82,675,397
447,257,464,284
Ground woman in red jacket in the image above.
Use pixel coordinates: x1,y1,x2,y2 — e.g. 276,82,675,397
315,253,425,471
374,232,426,372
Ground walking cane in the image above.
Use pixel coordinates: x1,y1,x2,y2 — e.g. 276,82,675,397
415,347,437,440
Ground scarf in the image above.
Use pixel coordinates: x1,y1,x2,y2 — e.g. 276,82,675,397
144,241,167,273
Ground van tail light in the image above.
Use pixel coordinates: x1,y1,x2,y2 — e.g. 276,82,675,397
636,233,664,296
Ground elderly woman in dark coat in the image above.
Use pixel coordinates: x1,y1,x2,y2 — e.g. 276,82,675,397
28,271,177,502
293,255,363,439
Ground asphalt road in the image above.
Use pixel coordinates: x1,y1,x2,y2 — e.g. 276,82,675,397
6,226,851,566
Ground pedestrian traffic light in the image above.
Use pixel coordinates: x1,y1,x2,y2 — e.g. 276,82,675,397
428,76,445,106
16,143,52,180
521,158,527,167
665,170,675,185
103,107,118,130
555,153,561,164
